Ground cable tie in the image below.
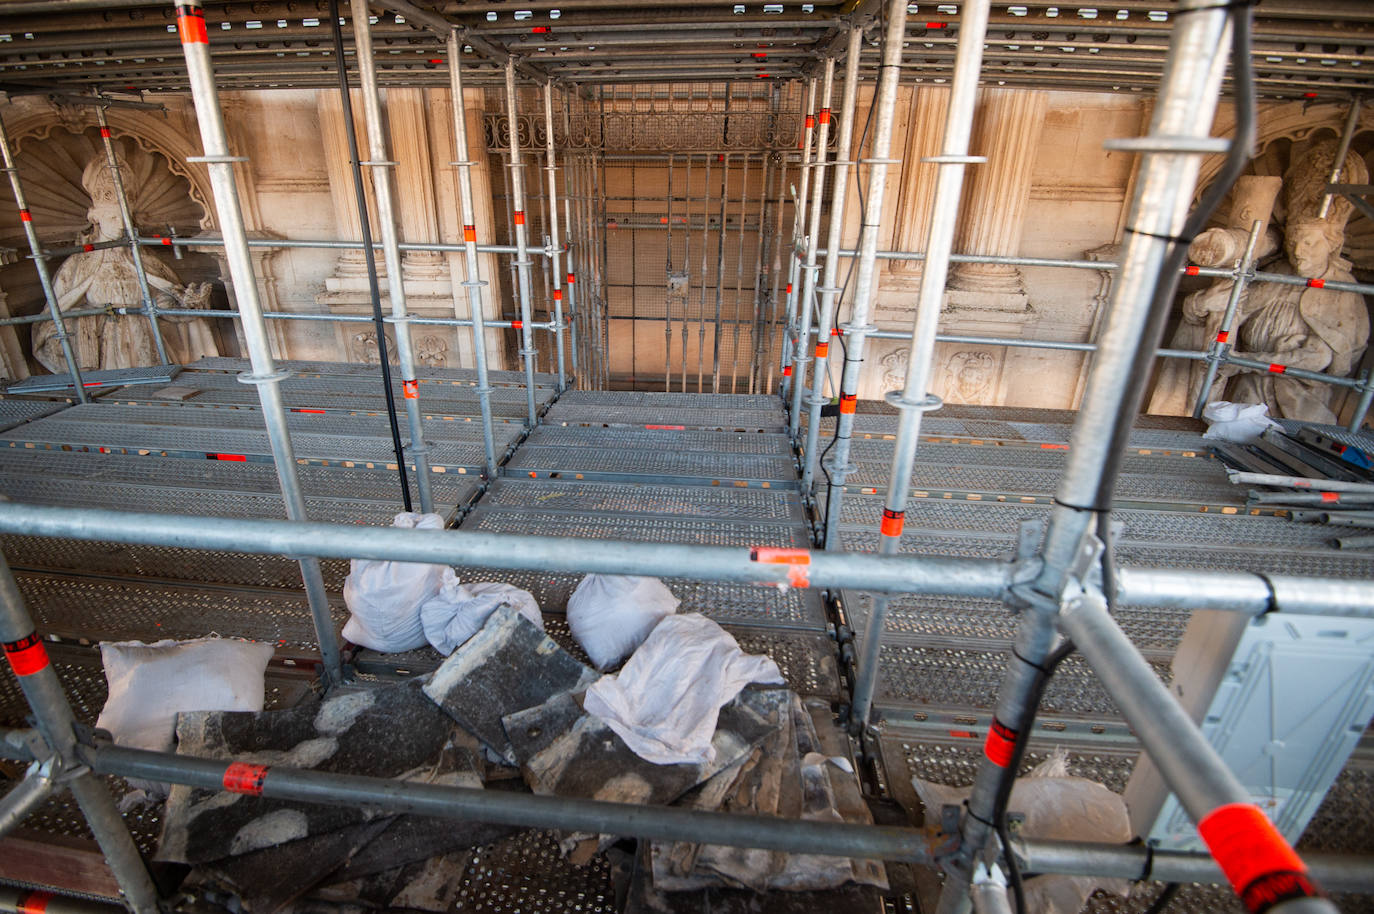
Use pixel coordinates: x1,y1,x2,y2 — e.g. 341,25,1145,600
1123,225,1194,246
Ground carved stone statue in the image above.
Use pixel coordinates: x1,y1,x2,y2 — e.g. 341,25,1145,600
32,153,219,373
1150,141,1370,423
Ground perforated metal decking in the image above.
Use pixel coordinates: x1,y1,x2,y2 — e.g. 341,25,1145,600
0,384,1371,914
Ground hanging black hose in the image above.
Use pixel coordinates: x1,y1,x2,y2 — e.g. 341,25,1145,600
329,0,413,511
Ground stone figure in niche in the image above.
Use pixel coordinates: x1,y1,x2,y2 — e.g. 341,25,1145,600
944,350,997,404
1149,176,1282,415
1153,140,1370,423
32,153,219,373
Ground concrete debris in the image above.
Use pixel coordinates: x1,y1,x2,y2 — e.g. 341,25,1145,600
424,604,597,763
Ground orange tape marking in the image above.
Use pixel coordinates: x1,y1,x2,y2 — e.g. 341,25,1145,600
1198,803,1318,912
176,5,209,43
983,718,1017,768
403,380,419,400
880,508,904,538
750,547,811,588
223,762,269,796
3,633,49,677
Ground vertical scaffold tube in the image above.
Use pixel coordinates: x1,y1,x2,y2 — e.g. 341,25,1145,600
542,82,567,393
788,57,835,439
350,0,435,512
820,0,906,550
939,5,1268,914
0,114,89,402
175,0,342,686
0,555,161,913
447,31,499,478
507,61,539,421
94,105,170,366
801,26,862,498
780,78,817,399
563,191,580,387
851,0,991,728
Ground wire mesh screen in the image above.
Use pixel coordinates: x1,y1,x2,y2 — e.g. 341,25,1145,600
488,81,829,391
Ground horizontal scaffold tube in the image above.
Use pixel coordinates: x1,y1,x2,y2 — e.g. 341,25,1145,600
1014,839,1374,894
87,744,937,863
134,235,526,256
0,504,1372,616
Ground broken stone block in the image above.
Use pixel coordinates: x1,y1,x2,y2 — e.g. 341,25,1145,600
157,678,478,865
424,604,597,763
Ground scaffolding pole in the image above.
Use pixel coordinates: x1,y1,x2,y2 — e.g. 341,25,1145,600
1,502,1372,616
446,30,499,478
350,0,435,513
542,81,568,393
820,0,905,551
0,556,160,913
175,0,343,689
787,56,834,440
779,78,817,398
800,25,862,498
1191,218,1263,417
850,0,990,730
93,104,170,366
0,113,89,403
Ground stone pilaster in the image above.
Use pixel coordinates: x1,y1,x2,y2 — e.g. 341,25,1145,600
947,88,1048,302
316,89,384,293
890,86,950,276
387,88,447,290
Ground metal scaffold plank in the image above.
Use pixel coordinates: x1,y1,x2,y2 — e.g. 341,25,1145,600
523,425,794,457
542,402,786,432
507,445,797,489
187,356,560,389
481,478,806,525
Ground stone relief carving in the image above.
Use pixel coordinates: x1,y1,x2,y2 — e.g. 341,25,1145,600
944,350,998,404
32,151,219,373
350,330,398,366
1152,140,1370,423
879,348,908,393
416,334,449,368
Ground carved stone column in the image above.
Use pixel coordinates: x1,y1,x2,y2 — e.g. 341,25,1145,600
890,86,950,277
947,88,1048,304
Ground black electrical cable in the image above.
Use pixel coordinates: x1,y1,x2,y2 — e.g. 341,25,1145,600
329,0,412,511
1144,882,1183,914
989,638,1076,914
1087,0,1256,511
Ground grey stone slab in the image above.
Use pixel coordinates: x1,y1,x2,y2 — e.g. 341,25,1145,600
504,687,789,812
157,678,477,865
423,605,597,763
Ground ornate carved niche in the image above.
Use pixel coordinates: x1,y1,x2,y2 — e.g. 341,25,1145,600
1197,101,1374,272
0,102,236,374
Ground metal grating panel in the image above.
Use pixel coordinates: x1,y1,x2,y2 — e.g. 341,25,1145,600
1278,419,1374,455
54,403,520,446
543,403,786,431
838,439,1222,477
507,445,796,486
0,400,65,432
806,413,1211,453
188,356,560,389
174,368,557,403
465,507,807,549
482,478,804,524
0,448,479,506
557,390,781,411
15,570,345,654
7,366,180,394
840,591,1191,656
106,386,538,421
524,425,792,456
838,528,1374,580
875,642,1170,720
1,419,494,473
451,829,618,914
837,496,1341,551
3,533,354,592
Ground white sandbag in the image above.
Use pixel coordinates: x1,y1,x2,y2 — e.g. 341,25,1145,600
96,636,274,796
912,750,1132,914
341,512,447,652
420,570,543,655
583,613,784,766
1202,400,1280,443
566,573,679,670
